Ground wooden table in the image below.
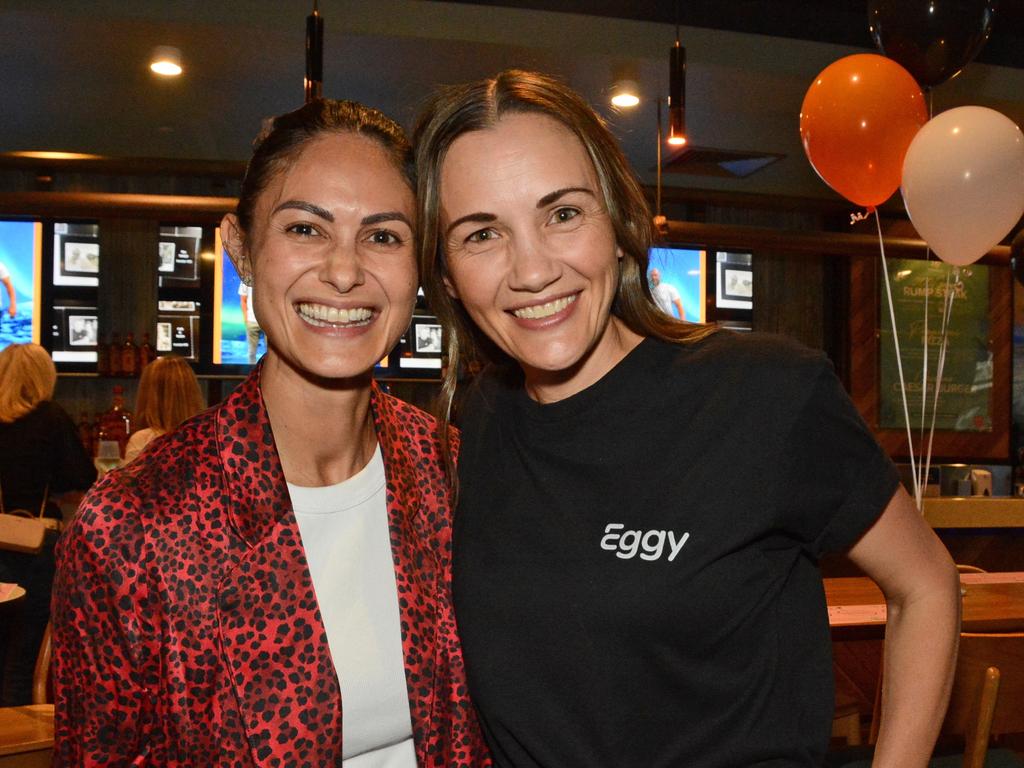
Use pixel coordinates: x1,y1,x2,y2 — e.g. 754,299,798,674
826,571,1024,640
0,704,53,767
0,584,25,606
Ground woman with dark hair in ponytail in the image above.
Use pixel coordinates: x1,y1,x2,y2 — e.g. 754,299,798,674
53,99,489,767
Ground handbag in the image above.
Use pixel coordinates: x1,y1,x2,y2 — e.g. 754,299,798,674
0,477,51,555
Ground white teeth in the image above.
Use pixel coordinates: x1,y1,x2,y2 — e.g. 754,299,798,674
512,294,577,320
296,302,372,327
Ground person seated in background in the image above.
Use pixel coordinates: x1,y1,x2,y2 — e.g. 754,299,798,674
123,354,205,463
0,343,95,705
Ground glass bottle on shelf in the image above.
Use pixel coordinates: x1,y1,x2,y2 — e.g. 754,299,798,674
97,384,133,458
109,332,123,377
122,332,139,378
139,332,156,370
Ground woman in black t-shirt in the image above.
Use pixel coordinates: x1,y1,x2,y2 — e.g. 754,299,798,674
413,70,960,767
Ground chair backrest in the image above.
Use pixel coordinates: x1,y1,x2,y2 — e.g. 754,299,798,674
943,632,1024,768
955,564,987,575
31,621,52,706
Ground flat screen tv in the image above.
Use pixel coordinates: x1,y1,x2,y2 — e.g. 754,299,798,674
647,246,706,323
0,219,43,352
214,238,266,367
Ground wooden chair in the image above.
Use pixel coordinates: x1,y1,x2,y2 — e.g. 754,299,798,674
833,661,865,745
940,632,1024,768
865,632,1024,768
0,622,53,767
956,564,988,575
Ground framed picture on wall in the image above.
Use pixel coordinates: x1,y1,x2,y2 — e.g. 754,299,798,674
414,322,443,354
68,315,98,346
52,222,100,287
60,237,100,277
848,253,1010,461
715,251,753,310
51,299,98,363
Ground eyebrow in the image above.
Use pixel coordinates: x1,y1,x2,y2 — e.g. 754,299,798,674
445,212,497,239
272,200,411,229
444,186,596,239
272,200,334,222
361,211,413,228
536,186,596,208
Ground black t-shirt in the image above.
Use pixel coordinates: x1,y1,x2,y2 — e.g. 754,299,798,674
452,332,900,768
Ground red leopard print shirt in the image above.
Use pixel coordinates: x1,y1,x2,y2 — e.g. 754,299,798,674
52,369,490,767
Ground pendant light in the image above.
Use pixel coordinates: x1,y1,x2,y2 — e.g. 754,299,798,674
667,25,687,147
305,0,324,102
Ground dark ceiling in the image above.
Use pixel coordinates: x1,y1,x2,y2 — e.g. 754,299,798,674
445,0,1024,69
2,0,1021,202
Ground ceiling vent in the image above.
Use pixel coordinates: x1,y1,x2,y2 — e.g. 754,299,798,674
660,146,784,178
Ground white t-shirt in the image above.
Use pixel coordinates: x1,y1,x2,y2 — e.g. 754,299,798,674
288,447,416,767
651,281,682,318
0,261,9,280
237,283,257,324
123,427,163,464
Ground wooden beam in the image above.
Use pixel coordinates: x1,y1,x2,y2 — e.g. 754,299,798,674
661,219,1012,266
0,192,234,221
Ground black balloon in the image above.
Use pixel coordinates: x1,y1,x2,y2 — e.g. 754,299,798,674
868,0,999,88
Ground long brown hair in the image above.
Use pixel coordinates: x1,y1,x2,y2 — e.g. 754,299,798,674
134,355,205,433
413,70,716,475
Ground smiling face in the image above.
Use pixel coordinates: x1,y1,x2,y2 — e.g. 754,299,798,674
440,112,641,401
222,131,417,383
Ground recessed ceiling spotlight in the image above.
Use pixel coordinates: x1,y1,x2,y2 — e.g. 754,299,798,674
610,79,640,108
150,46,183,77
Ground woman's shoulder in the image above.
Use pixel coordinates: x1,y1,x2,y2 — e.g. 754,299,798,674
376,386,457,452
98,408,217,502
68,408,221,546
25,398,75,427
378,389,443,433
667,329,830,379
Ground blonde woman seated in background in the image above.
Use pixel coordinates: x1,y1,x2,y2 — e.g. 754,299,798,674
0,343,95,705
123,354,205,463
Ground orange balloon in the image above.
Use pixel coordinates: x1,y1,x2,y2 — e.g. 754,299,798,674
800,53,927,207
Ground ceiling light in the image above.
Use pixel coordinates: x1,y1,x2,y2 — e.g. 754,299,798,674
610,79,640,108
668,39,687,146
150,46,183,77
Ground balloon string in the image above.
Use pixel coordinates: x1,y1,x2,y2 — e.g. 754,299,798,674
916,243,935,498
850,209,872,225
923,267,958,503
875,210,920,508
918,271,929,495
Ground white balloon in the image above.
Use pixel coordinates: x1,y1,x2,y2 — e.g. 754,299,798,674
901,106,1024,266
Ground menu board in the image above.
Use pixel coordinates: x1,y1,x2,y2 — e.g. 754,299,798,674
157,226,202,288
157,300,200,360
879,259,991,432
